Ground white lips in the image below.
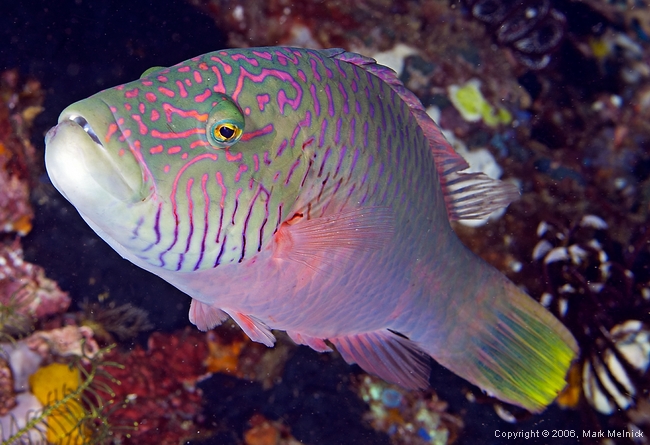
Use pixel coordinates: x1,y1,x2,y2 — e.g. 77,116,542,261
44,117,143,206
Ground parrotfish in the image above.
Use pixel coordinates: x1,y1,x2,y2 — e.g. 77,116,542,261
44,47,578,412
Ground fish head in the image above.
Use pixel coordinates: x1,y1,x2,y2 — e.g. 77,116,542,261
45,53,309,273
45,93,154,248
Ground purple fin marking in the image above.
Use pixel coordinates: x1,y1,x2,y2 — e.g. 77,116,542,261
442,171,520,220
329,330,430,389
325,49,468,175
324,49,519,221
189,299,229,331
226,310,276,347
287,331,333,352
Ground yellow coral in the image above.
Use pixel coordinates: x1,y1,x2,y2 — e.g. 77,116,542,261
204,332,246,375
12,214,32,236
555,362,582,409
589,36,611,60
448,79,512,127
28,363,88,444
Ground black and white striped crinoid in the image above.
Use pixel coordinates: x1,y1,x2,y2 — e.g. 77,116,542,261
464,0,567,69
532,214,650,432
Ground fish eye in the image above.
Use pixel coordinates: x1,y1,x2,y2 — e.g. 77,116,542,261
206,95,245,149
213,122,242,143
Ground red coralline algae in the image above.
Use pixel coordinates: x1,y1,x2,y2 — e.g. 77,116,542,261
98,329,211,445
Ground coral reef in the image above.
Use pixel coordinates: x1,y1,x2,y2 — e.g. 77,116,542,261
243,414,302,445
0,326,113,444
0,70,43,236
96,329,211,445
464,0,567,69
95,324,297,444
355,375,463,445
0,239,70,335
0,70,63,337
447,79,512,127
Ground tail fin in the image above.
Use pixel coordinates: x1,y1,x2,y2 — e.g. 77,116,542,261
428,276,578,413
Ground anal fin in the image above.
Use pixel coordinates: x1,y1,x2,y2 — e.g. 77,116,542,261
226,311,276,347
329,330,430,389
287,331,332,352
189,299,228,331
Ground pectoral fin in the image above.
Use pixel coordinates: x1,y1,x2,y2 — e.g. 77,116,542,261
189,299,228,331
273,206,393,271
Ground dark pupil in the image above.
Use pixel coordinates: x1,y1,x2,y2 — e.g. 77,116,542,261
219,126,235,139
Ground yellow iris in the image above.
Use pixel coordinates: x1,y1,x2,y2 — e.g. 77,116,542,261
213,123,242,142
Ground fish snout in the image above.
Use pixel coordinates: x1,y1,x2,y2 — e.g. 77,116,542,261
45,111,147,208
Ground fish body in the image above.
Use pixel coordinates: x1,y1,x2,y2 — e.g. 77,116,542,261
45,47,577,412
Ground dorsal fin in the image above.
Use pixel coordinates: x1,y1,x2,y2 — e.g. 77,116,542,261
324,49,519,221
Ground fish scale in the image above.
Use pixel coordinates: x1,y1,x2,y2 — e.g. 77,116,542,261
45,46,577,413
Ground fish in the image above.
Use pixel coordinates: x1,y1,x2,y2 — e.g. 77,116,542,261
44,47,578,412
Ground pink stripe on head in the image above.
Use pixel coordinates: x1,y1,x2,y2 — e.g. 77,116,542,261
234,164,248,182
195,89,212,103
252,50,273,60
210,56,233,74
159,87,175,98
231,54,259,66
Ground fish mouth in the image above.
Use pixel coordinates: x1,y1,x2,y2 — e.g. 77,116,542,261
67,114,104,146
45,104,148,207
